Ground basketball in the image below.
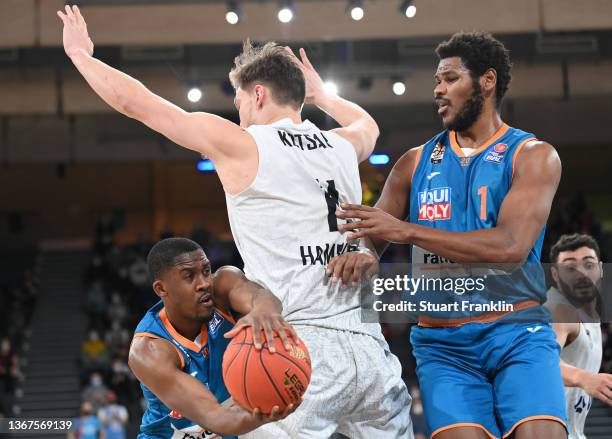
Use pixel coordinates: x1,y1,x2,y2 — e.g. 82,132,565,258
222,327,311,414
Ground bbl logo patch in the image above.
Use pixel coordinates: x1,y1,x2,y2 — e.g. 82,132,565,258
208,312,223,336
418,187,451,221
430,142,446,164
484,143,508,164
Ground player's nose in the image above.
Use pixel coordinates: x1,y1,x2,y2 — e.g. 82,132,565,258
194,273,212,291
434,82,446,97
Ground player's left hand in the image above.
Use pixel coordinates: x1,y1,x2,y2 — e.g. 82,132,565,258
224,308,299,352
336,203,411,243
57,5,94,58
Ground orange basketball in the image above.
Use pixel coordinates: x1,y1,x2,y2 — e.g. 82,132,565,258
222,326,311,414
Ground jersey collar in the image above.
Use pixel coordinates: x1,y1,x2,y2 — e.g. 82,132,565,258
449,123,509,158
159,308,208,352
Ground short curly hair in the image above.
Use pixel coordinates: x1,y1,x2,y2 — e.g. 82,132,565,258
229,39,306,110
436,32,512,106
550,234,601,263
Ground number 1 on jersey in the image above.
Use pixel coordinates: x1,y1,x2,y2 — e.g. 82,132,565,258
478,186,487,221
324,180,340,232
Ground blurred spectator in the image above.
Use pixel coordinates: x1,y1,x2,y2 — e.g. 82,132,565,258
98,391,128,439
109,357,138,406
82,372,110,411
107,293,128,327
87,281,108,332
68,401,105,439
21,269,39,323
82,331,110,377
7,296,27,348
190,223,212,248
105,322,130,357
95,215,115,255
128,257,149,291
0,337,19,393
87,254,110,283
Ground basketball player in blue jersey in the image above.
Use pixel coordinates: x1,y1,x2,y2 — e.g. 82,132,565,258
129,238,299,438
333,32,568,438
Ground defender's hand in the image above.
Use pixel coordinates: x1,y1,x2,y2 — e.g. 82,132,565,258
286,47,328,105
327,249,379,288
582,371,612,406
224,308,299,352
57,5,94,58
336,203,411,243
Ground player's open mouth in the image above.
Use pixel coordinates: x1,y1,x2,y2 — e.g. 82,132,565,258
198,293,213,306
437,103,449,115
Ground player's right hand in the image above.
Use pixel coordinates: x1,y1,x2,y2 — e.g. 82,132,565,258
57,5,94,58
582,371,612,406
327,248,379,288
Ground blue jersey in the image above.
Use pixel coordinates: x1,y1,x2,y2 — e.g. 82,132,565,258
133,301,236,439
409,123,548,324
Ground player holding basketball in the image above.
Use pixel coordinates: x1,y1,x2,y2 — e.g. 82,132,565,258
129,237,298,438
58,5,412,438
546,234,611,439
333,32,567,438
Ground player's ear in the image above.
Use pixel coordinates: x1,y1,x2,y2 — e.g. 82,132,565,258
152,279,168,298
481,68,497,96
254,84,265,109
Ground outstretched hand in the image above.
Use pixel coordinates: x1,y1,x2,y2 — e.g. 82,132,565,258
582,372,612,406
57,5,94,58
336,203,411,243
285,47,328,105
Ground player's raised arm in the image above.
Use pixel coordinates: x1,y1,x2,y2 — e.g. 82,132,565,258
338,140,561,263
57,5,250,162
214,266,299,351
128,336,295,436
287,47,379,162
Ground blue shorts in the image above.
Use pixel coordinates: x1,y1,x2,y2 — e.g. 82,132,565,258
411,322,566,438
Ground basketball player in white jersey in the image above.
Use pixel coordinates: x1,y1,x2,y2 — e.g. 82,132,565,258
58,5,412,438
546,234,611,439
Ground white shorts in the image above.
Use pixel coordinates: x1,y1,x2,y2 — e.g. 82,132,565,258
240,325,414,439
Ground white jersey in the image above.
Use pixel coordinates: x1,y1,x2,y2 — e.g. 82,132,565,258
226,118,383,340
546,287,603,439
